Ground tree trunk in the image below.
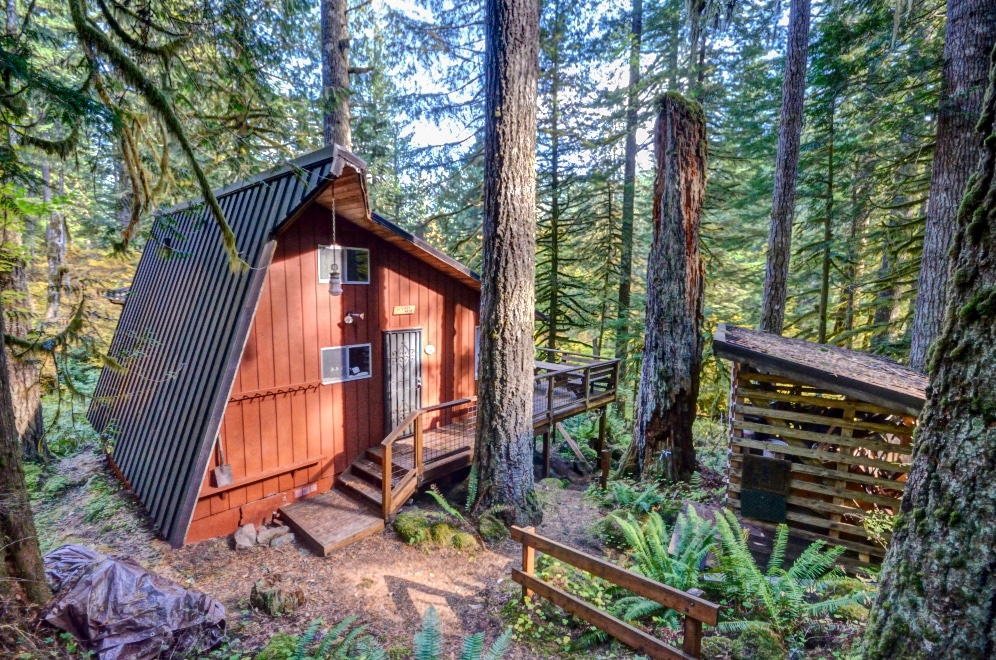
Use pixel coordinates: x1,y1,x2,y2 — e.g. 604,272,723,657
44,163,68,323
614,0,642,399
633,93,706,481
546,4,562,351
862,43,996,658
0,296,50,605
321,0,352,149
473,0,541,526
908,0,996,373
759,0,811,335
817,96,835,344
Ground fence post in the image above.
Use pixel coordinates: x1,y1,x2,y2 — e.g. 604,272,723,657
600,448,610,490
682,615,702,657
382,443,393,520
521,526,535,600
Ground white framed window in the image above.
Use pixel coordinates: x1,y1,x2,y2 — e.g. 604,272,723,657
321,343,372,384
318,246,370,284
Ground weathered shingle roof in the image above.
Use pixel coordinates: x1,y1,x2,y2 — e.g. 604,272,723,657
713,324,927,416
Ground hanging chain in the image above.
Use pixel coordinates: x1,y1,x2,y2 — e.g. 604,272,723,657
330,188,339,274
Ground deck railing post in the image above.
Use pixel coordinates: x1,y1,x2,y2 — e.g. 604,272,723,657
382,443,393,520
583,366,591,406
414,413,424,477
520,526,535,600
547,374,555,428
600,448,610,489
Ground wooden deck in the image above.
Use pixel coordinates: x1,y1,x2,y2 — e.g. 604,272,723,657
280,488,385,556
280,351,619,555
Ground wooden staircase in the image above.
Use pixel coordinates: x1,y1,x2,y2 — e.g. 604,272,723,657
336,445,420,515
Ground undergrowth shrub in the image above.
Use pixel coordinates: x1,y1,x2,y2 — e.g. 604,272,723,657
256,608,511,660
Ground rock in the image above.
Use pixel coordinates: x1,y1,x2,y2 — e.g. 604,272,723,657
256,525,290,545
249,574,305,616
538,477,566,489
234,523,256,550
393,509,442,545
430,522,457,546
476,512,509,542
451,532,478,551
269,533,296,547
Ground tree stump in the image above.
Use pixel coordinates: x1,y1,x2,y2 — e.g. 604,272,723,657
250,575,305,616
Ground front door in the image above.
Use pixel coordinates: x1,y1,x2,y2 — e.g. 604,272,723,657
384,329,422,435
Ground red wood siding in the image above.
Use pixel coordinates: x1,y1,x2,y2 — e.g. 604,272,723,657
187,207,479,543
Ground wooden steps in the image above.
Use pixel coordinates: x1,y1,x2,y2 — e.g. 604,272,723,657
339,472,383,507
279,488,384,556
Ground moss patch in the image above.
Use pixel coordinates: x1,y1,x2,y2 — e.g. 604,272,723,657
476,513,509,542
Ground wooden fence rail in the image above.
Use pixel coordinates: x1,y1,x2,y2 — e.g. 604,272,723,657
510,526,718,660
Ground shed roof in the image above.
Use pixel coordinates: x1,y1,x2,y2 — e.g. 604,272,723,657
713,324,927,416
88,145,479,546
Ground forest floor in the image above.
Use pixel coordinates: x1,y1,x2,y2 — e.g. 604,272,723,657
28,440,863,659
30,447,630,658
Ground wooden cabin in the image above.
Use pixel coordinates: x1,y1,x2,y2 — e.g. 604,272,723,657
89,145,619,554
713,324,927,567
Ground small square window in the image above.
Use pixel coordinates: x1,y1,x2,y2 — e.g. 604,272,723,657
321,344,372,384
319,246,370,284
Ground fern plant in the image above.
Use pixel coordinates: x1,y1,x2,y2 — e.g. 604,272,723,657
713,509,870,651
610,508,717,628
269,609,511,660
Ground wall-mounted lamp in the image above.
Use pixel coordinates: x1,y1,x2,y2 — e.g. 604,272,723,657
328,262,343,297
344,311,365,324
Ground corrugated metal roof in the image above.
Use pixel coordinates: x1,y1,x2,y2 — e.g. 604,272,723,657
89,144,485,547
88,145,357,546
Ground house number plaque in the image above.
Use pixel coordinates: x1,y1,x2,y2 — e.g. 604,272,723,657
393,305,415,315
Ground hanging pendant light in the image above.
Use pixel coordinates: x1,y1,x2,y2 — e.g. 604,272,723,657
328,192,343,296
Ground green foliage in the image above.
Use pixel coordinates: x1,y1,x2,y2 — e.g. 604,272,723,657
713,510,871,652
476,512,509,542
611,508,716,628
862,509,897,548
589,480,668,516
393,510,444,546
426,485,466,523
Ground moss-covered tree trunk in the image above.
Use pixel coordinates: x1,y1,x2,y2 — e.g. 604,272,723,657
633,94,706,481
0,296,50,605
863,44,996,658
473,0,542,526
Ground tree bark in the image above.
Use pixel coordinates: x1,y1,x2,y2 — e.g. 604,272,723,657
614,0,642,399
759,0,811,335
321,0,352,149
908,0,996,373
633,93,706,481
44,163,68,323
863,42,996,658
473,0,541,525
817,95,835,344
545,1,562,351
0,295,50,605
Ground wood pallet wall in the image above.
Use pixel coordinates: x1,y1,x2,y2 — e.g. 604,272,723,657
726,365,915,566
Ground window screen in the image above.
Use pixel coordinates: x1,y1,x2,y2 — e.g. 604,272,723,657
318,246,370,284
321,344,372,384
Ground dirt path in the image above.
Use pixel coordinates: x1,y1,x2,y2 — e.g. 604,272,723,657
31,449,617,658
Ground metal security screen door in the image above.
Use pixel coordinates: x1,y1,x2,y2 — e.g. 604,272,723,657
384,329,422,436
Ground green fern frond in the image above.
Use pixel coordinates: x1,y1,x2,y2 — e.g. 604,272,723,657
331,624,369,658
315,615,358,658
569,627,609,652
355,636,387,660
481,627,513,660
414,607,444,660
294,619,322,660
459,632,485,660
466,463,479,512
767,524,789,575
427,485,466,522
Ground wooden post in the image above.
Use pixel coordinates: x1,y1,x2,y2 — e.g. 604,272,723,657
521,525,536,600
542,431,551,478
683,615,702,657
600,449,610,489
547,375,555,428
597,409,607,454
414,413,424,477
582,366,591,406
382,443,393,520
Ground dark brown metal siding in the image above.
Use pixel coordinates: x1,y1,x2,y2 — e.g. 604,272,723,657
88,157,334,545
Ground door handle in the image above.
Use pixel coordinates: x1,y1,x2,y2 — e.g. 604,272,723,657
417,378,422,388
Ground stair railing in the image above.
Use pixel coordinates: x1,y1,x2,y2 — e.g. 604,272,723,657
379,396,478,520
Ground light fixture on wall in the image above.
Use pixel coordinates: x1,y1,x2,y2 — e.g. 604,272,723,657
344,312,365,324
328,193,343,297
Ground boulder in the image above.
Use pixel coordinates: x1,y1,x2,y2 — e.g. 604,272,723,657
249,575,305,616
269,533,296,548
234,523,256,550
256,525,290,546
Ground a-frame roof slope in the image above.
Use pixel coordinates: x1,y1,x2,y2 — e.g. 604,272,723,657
89,146,361,546
89,145,481,547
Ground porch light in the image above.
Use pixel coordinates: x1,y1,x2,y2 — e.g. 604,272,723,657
328,261,343,297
